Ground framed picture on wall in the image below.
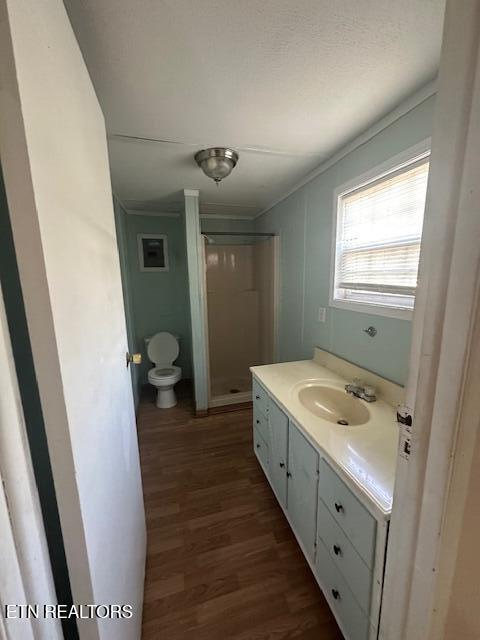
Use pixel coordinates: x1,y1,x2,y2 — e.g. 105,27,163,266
137,234,169,272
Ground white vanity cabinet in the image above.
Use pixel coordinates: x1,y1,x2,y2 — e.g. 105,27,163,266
253,425,269,475
252,378,270,474
267,400,289,508
287,423,319,562
252,376,389,640
315,459,378,640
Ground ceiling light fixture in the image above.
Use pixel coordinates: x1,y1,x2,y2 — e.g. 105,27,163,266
194,147,239,184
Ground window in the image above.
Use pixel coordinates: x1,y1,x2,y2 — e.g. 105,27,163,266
331,150,430,317
137,234,169,272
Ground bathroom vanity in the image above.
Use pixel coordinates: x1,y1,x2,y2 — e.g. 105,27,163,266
250,349,402,640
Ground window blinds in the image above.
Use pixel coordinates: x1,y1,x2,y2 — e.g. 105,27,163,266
336,158,429,307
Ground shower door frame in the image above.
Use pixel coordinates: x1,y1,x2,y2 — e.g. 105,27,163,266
202,233,280,409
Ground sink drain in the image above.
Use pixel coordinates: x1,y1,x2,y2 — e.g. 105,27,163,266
337,419,349,426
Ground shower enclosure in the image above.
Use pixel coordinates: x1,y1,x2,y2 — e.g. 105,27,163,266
203,232,277,408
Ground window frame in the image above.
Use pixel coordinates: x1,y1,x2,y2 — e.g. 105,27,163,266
329,139,431,320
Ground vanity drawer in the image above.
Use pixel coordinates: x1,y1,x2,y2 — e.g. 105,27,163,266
319,459,376,568
253,405,270,445
253,428,269,473
317,498,372,613
316,540,370,640
252,378,269,416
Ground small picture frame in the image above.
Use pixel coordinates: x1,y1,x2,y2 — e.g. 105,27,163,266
137,234,169,272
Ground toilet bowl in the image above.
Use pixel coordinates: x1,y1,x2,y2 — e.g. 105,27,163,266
146,332,182,408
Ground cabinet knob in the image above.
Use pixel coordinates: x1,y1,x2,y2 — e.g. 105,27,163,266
256,443,261,449
255,395,260,400
334,502,344,513
331,589,340,600
333,544,341,556
256,419,260,424
279,462,285,468
286,471,292,478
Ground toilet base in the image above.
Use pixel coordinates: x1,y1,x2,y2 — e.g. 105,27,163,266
156,387,177,409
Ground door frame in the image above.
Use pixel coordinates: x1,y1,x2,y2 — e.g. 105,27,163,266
380,1,480,637
271,234,281,363
0,281,62,640
201,231,280,409
184,190,210,414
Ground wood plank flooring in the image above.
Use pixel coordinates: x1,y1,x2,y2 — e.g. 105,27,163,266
139,383,343,639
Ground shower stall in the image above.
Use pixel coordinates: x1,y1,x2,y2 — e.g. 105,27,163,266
203,232,278,408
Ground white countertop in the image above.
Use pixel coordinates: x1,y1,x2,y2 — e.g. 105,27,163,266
250,358,400,519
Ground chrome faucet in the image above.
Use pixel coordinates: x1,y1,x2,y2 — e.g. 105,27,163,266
345,380,377,403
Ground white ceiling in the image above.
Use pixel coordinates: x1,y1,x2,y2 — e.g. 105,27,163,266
64,0,445,217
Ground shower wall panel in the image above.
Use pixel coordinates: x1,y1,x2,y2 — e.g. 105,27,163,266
254,239,275,364
206,245,260,395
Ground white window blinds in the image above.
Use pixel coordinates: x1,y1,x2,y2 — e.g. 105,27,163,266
334,156,429,311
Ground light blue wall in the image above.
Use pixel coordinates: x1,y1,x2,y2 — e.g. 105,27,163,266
123,213,192,384
200,217,256,233
256,95,436,385
113,213,252,399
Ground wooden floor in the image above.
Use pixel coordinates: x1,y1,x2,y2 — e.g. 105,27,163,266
139,383,343,639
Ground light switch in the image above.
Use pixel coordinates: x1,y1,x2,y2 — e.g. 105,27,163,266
318,307,326,323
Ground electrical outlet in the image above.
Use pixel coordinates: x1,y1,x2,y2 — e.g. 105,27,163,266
318,307,326,323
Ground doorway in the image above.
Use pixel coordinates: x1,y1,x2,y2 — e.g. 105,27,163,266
203,232,278,408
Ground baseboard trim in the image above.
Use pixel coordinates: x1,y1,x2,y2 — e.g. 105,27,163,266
208,401,253,415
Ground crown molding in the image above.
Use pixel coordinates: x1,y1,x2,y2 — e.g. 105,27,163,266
199,213,255,220
255,79,438,219
125,209,180,218
124,210,254,220
112,192,129,213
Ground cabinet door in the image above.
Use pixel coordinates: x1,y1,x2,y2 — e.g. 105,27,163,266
319,459,376,568
287,422,319,561
252,378,269,417
253,428,269,475
316,541,370,640
268,400,288,508
253,404,270,447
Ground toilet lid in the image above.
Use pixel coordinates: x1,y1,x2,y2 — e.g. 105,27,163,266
147,332,179,365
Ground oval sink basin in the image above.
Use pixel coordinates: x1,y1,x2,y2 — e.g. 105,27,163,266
297,385,370,426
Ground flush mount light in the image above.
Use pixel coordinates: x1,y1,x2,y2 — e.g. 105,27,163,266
194,147,239,184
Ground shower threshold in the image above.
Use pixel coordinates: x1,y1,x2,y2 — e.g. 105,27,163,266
209,390,252,408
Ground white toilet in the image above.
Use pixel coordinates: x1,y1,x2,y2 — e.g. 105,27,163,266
146,332,182,408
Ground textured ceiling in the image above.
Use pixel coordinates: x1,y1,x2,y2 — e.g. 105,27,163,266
64,0,445,217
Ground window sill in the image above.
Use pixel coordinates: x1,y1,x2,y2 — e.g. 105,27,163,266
329,298,413,320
